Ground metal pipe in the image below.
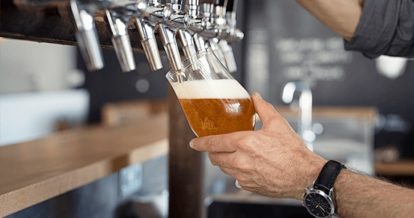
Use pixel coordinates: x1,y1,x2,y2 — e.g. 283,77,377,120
282,81,315,151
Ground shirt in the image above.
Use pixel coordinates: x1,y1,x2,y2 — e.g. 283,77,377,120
345,0,414,58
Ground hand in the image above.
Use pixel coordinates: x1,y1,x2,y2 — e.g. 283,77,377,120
190,93,326,199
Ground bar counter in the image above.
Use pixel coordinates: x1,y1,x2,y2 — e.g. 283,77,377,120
0,107,413,217
0,114,168,217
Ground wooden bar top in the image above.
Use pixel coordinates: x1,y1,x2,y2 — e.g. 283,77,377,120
0,114,168,217
375,160,414,176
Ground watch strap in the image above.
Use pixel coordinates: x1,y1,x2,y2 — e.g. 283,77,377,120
314,160,345,193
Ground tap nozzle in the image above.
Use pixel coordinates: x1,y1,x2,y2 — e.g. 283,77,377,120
70,0,104,71
106,9,136,72
157,23,183,73
134,17,163,71
177,29,198,70
208,39,227,68
219,40,237,73
193,33,206,54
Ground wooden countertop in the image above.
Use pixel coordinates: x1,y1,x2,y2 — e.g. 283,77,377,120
375,160,414,176
0,114,168,217
277,106,378,123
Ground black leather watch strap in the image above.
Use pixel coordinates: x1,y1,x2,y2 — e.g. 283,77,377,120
314,160,345,193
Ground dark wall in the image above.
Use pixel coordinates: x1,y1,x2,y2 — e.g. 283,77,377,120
244,0,414,157
78,50,169,123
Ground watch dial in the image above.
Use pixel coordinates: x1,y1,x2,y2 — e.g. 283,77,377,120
305,193,332,217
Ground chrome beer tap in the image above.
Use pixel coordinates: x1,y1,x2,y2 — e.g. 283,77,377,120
135,0,183,74
70,0,104,71
218,0,238,73
105,8,136,72
133,0,163,71
162,0,199,71
204,0,229,69
176,0,201,70
193,33,207,54
157,23,183,73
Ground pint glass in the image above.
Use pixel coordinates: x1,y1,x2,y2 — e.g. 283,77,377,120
166,48,255,137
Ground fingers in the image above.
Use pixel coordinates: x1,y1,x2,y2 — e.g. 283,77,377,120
251,93,290,131
220,166,239,177
190,131,248,153
208,152,234,168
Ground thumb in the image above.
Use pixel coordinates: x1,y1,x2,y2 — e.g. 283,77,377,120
251,92,290,131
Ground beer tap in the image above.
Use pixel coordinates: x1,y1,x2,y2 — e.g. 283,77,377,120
132,0,163,71
204,0,227,68
134,18,163,71
155,0,190,77
176,0,201,70
218,0,238,73
70,0,104,71
161,0,199,71
105,8,136,72
66,0,244,73
177,29,198,70
157,23,183,73
135,0,183,75
193,33,207,54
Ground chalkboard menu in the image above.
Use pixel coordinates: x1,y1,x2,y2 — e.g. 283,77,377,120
244,0,414,157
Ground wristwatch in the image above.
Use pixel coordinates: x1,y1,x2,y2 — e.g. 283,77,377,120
303,160,346,218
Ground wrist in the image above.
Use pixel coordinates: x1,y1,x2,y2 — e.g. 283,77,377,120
294,151,326,200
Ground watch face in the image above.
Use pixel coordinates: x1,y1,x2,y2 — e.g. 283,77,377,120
304,192,332,217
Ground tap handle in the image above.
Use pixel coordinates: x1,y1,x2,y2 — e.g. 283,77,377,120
214,0,225,6
199,0,214,3
226,0,236,12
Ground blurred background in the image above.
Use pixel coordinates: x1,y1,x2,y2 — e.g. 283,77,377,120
1,0,413,218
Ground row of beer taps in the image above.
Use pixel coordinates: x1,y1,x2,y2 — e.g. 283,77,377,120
70,0,243,73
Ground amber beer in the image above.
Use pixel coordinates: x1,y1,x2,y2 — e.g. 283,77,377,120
172,79,255,137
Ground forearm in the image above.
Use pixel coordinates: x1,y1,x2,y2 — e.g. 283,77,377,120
335,170,414,217
296,0,364,40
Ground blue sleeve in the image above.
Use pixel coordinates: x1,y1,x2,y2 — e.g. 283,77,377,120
344,0,414,58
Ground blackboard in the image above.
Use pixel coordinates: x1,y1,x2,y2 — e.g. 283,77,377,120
244,0,414,157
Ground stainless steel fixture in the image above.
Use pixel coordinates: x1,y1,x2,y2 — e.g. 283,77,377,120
106,9,136,72
282,81,315,150
67,0,244,73
70,0,104,71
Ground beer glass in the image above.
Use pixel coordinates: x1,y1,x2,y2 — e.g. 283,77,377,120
166,48,255,137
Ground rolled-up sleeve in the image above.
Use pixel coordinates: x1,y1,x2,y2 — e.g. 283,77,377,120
345,0,414,58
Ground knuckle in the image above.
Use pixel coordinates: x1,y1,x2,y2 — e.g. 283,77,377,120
238,134,257,150
267,115,279,124
208,153,219,166
232,157,246,170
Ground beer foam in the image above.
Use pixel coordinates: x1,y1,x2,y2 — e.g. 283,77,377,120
171,79,250,99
